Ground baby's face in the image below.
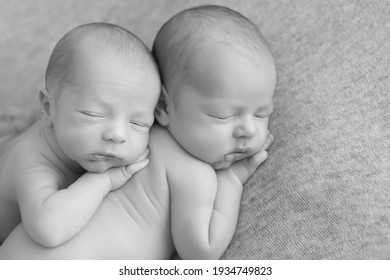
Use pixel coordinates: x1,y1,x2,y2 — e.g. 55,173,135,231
166,49,276,169
50,55,159,172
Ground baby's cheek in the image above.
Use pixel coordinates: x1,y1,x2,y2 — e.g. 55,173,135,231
212,160,233,170
131,135,149,160
257,125,269,149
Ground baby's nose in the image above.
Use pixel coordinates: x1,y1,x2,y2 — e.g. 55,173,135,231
103,122,127,143
233,116,257,138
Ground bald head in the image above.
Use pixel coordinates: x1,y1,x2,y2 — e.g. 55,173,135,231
152,5,273,97
46,23,158,95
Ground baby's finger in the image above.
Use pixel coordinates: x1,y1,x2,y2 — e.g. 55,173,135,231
125,158,149,177
248,150,268,168
136,148,150,162
261,132,274,151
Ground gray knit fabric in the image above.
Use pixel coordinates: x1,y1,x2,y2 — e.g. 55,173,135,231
223,0,390,259
1,0,389,259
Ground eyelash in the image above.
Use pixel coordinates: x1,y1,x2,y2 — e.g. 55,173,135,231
81,112,150,128
81,111,104,118
211,114,270,120
130,121,149,128
208,114,233,120
255,114,269,119
215,116,232,120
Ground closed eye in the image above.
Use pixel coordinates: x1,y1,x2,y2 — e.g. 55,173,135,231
208,114,234,120
130,121,150,128
80,111,105,118
255,110,273,119
255,114,270,119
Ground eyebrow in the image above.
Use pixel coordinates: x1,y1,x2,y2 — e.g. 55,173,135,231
257,103,274,112
134,110,153,117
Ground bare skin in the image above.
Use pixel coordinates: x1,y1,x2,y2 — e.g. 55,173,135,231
0,120,150,246
0,41,159,247
0,17,276,259
0,124,272,259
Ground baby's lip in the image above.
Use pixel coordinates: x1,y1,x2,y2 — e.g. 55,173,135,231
224,148,253,162
90,153,119,160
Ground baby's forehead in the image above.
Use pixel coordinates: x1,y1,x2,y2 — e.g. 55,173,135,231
76,38,147,64
67,27,155,73
185,46,276,99
181,27,273,74
70,45,154,83
58,51,155,97
188,42,275,81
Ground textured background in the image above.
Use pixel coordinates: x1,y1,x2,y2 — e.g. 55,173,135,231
1,0,390,259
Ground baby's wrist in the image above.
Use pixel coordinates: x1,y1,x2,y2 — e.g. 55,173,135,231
85,171,112,195
219,168,244,189
102,172,115,193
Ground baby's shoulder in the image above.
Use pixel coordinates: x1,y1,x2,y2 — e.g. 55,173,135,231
150,125,198,164
149,125,215,176
4,122,58,173
0,122,64,188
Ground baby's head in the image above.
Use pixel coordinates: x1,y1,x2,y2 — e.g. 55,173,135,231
153,5,276,169
41,23,161,172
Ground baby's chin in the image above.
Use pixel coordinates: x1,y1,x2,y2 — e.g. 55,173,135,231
211,150,260,170
79,157,133,173
83,165,109,173
80,161,113,173
212,160,233,170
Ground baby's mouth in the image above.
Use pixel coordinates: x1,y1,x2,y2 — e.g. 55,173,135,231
91,153,119,160
224,148,253,162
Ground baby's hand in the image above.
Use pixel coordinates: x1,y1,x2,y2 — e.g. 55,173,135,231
104,149,149,191
261,130,274,151
229,132,274,184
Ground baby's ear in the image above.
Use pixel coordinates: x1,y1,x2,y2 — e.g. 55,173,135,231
39,87,53,128
154,85,170,126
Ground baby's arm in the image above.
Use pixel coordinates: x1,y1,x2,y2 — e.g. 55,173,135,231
16,154,148,248
171,134,273,259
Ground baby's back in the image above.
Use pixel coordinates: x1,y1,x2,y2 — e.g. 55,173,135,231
0,123,40,242
0,125,177,259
